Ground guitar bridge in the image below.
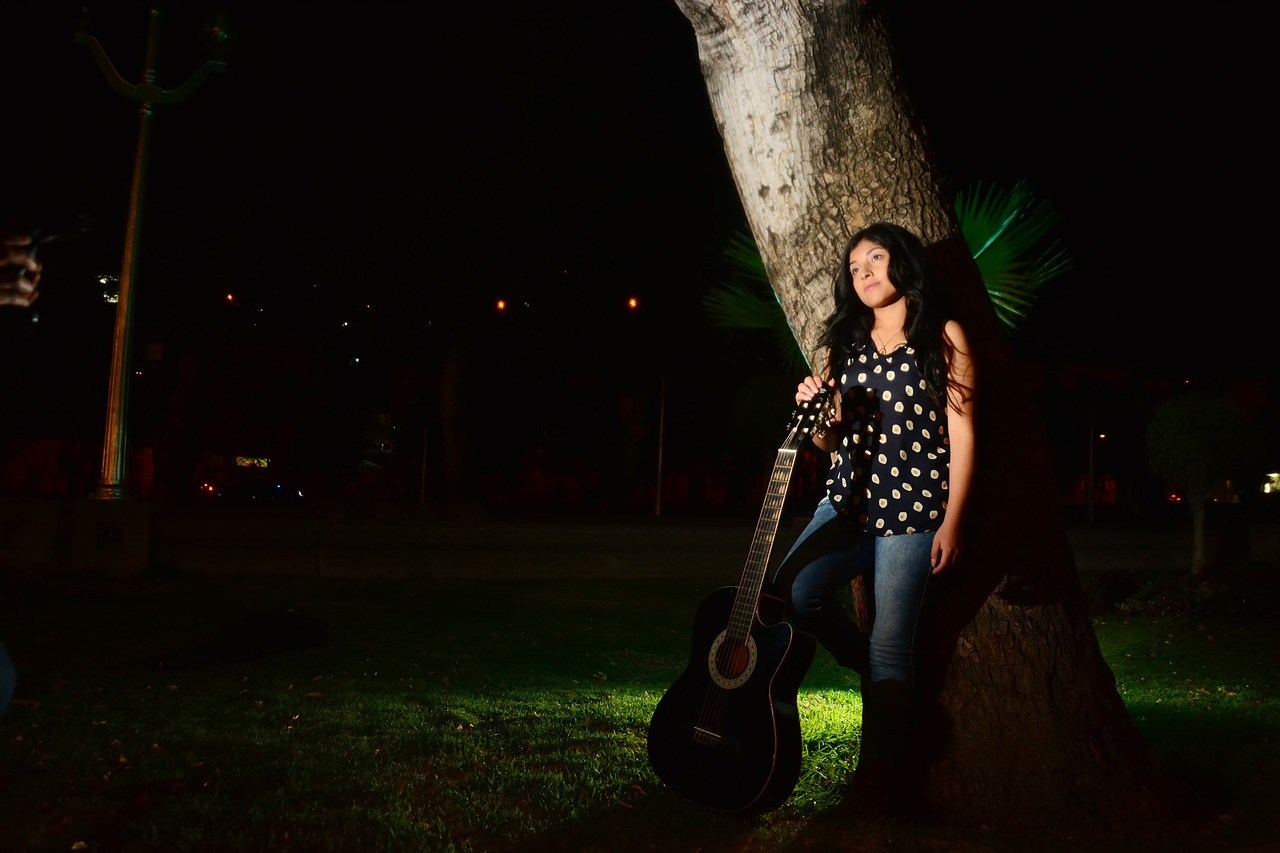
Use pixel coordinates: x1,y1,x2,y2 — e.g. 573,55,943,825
692,727,722,748
691,727,743,755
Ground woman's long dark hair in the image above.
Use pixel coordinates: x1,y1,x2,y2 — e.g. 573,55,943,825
817,221,950,406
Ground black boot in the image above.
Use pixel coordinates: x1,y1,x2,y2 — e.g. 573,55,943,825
800,604,870,680
841,678,915,819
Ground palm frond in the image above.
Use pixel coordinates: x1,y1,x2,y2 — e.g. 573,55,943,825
705,230,810,375
723,231,769,283
703,179,1073,370
702,282,784,330
955,179,1073,332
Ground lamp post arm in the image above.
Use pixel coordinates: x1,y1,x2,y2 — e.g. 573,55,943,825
74,32,227,105
72,33,139,100
154,61,228,104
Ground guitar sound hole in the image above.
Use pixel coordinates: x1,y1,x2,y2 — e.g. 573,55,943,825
717,642,749,678
707,632,758,688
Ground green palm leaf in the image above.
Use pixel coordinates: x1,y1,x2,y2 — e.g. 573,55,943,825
955,179,1072,331
703,232,811,374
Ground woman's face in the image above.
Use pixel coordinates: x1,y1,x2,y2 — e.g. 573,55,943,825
847,239,901,310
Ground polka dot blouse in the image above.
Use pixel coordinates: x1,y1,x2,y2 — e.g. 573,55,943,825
825,341,949,535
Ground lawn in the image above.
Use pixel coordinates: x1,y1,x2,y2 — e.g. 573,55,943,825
1,561,1276,852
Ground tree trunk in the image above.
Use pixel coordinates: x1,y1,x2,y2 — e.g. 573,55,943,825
672,0,1200,838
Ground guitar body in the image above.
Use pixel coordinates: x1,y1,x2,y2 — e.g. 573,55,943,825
647,585,817,814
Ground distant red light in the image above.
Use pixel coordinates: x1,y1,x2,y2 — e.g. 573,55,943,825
628,297,639,309
496,299,506,311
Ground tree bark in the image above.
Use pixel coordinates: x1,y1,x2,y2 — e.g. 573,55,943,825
672,0,1200,838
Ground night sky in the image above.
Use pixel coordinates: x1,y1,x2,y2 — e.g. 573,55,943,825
1,2,1270,500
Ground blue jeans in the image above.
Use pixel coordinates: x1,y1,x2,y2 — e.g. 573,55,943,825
772,498,934,685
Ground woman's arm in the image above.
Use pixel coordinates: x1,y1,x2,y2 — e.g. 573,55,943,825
930,320,975,573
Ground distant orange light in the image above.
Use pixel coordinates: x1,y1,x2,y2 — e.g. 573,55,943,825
226,293,234,302
496,299,506,311
628,297,639,309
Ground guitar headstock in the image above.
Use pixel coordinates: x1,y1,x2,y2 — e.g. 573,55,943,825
790,386,836,440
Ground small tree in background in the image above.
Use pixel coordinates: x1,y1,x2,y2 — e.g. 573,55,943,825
1145,390,1264,575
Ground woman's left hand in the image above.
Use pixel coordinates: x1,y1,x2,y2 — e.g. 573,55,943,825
930,520,962,574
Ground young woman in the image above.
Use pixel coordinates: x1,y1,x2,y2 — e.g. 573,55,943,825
773,221,976,815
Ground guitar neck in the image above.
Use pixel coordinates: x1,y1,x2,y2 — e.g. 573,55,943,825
728,428,804,639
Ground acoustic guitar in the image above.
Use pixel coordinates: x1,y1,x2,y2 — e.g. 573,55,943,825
647,388,834,813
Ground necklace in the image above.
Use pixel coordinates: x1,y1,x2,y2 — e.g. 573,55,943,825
872,328,904,355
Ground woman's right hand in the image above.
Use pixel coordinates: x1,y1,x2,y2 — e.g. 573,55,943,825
796,376,841,438
796,375,837,405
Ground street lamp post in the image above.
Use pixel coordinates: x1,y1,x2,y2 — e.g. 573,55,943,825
75,7,225,500
1087,415,1095,525
654,377,666,517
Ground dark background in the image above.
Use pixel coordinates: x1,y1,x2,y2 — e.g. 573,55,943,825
1,2,1271,513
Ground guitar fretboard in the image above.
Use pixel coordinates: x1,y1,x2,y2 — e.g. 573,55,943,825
726,427,804,642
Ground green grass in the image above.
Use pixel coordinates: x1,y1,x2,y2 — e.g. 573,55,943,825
1,567,1276,852
1090,568,1280,845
